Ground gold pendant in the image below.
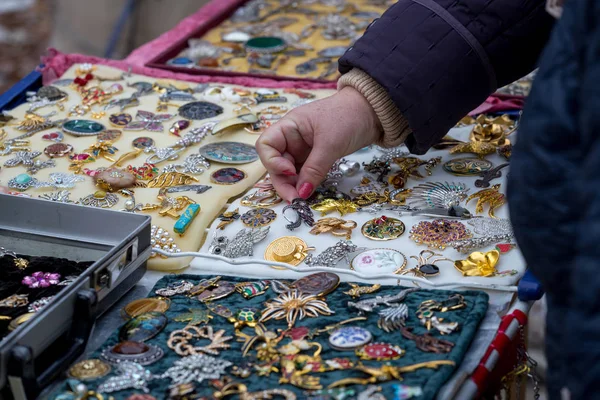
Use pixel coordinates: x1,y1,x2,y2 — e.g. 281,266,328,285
147,172,198,188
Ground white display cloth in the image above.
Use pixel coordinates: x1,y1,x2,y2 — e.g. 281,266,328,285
193,123,524,306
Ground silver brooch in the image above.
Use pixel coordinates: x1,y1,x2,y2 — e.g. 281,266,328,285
4,151,42,168
208,227,270,258
155,280,194,297
97,362,152,393
282,198,314,230
377,303,409,332
39,190,75,204
468,217,513,237
28,296,54,313
45,172,85,189
80,191,119,208
120,189,144,213
304,240,361,268
163,154,210,175
160,354,232,386
348,288,419,314
408,181,470,209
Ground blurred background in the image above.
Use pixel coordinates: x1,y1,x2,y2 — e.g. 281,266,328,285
0,0,209,92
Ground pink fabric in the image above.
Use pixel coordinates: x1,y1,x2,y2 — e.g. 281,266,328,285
469,93,525,116
125,0,241,66
39,49,337,90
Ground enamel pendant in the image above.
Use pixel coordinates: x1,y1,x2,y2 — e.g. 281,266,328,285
329,326,372,350
198,141,259,164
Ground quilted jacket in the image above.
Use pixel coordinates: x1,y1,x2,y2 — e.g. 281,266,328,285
339,0,554,154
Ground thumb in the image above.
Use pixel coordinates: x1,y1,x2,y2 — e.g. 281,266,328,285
296,147,339,199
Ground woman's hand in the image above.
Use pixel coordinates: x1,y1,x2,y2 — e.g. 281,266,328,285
256,86,382,202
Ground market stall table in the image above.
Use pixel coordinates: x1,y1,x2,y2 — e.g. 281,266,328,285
0,57,540,399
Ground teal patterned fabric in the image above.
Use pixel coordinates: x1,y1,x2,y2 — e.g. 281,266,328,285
52,274,489,399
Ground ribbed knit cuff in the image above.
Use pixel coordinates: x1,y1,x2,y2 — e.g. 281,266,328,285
337,68,412,148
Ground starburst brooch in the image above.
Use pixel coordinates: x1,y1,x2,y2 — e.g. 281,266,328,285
259,290,334,328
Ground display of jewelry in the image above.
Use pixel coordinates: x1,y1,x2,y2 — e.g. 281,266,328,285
163,0,391,80
0,63,324,271
0,251,92,338
49,274,489,399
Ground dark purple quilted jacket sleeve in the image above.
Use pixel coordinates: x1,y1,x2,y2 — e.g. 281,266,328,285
339,0,554,154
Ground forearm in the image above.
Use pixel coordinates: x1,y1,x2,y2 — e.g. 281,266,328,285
338,0,554,154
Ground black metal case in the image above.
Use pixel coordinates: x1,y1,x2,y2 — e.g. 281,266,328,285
0,194,152,399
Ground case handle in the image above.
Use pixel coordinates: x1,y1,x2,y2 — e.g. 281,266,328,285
8,289,97,399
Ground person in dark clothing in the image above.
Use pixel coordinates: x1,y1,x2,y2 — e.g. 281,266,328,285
256,0,585,398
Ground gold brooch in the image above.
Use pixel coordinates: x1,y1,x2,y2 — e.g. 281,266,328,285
309,217,357,240
466,184,506,218
311,199,359,217
260,290,334,328
361,216,405,241
264,237,314,270
454,250,500,277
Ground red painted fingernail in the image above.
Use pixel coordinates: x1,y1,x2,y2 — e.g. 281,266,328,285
298,182,314,199
282,169,297,176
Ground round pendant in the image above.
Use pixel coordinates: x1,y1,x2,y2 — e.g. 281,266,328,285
350,248,408,274
123,298,171,318
41,131,64,142
197,281,236,302
198,142,259,164
62,119,105,136
44,143,73,158
356,343,405,361
109,113,132,127
443,157,493,176
244,37,287,54
241,208,277,227
132,136,155,150
264,236,311,269
318,46,348,58
68,359,111,381
37,85,68,102
98,129,122,142
119,312,168,342
80,190,119,208
210,167,246,185
101,341,164,366
292,272,340,296
167,57,194,66
93,168,137,191
178,101,224,120
361,216,405,241
329,326,372,350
